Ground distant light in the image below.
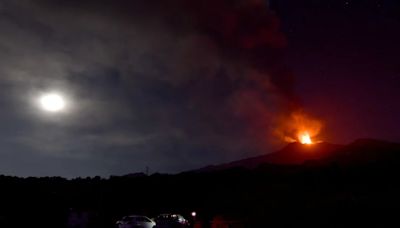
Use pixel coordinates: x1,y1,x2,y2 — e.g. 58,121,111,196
39,93,65,112
191,212,196,217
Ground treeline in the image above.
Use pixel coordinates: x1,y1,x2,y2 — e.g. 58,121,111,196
1,159,400,227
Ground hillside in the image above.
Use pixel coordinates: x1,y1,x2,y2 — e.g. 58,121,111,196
196,138,400,172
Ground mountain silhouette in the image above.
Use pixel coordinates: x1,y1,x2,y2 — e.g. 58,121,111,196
322,138,400,165
196,138,400,172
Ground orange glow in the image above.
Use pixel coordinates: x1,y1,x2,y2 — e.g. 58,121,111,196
275,111,322,144
299,132,312,144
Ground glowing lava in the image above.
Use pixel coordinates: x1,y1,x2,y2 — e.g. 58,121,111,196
275,111,322,145
299,132,312,144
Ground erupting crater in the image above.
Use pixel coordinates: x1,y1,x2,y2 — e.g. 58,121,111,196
299,132,313,145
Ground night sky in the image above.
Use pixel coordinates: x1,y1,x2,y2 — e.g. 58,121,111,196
272,0,400,144
0,0,399,177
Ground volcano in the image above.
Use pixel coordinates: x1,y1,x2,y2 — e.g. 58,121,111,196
196,138,400,172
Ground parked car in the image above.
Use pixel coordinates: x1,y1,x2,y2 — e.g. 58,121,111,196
153,214,190,228
116,215,156,228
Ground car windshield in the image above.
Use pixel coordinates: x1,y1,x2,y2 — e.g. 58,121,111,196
122,216,132,222
134,217,152,222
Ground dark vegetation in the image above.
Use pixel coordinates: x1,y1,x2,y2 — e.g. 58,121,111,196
1,139,400,227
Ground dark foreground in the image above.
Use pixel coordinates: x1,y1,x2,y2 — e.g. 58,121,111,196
1,140,400,227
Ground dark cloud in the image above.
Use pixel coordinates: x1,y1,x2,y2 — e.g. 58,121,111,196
0,0,294,177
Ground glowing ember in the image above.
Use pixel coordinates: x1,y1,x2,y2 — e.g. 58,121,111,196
299,132,312,144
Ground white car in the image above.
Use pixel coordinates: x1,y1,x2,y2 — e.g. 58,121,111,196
116,215,156,228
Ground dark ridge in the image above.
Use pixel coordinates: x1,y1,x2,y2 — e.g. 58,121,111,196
192,138,400,173
322,138,400,165
193,141,343,172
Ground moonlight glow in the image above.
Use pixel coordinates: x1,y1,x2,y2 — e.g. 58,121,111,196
39,93,66,112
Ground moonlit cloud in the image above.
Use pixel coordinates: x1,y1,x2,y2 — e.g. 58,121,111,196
0,0,291,177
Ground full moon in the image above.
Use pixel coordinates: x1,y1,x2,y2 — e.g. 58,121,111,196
39,93,66,112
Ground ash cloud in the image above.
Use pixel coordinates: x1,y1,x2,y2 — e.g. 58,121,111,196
0,0,296,177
